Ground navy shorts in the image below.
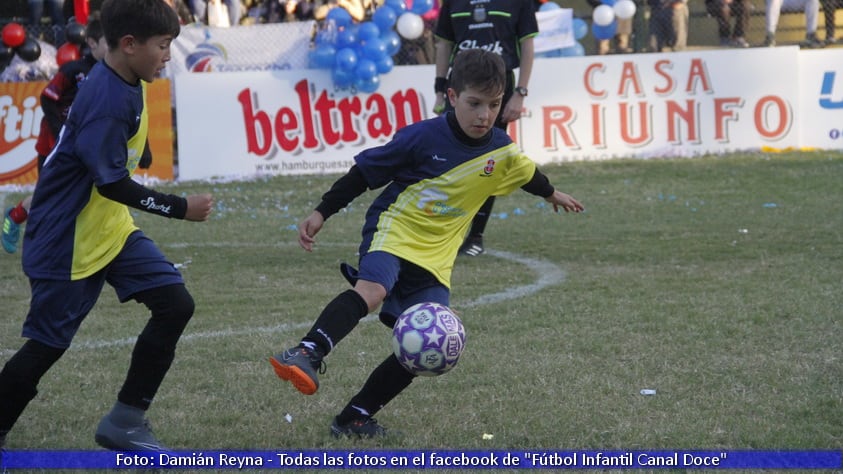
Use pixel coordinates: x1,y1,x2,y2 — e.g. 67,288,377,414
357,251,450,321
22,231,183,349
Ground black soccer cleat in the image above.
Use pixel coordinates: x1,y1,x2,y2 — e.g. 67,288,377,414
270,345,325,395
330,417,388,439
458,235,485,257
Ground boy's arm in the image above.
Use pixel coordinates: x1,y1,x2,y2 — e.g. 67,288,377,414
314,165,369,219
521,168,584,213
298,165,368,252
97,176,213,221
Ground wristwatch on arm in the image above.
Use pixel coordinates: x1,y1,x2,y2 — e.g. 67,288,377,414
515,86,528,97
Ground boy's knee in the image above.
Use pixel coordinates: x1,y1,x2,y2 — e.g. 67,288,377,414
135,284,195,324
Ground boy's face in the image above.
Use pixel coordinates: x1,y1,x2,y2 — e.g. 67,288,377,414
127,34,174,82
88,36,108,62
448,85,503,139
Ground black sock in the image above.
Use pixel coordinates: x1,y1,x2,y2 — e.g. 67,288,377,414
303,289,369,356
336,354,415,425
469,196,495,237
118,284,195,410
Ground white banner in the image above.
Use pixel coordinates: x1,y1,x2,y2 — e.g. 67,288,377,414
798,49,843,150
166,22,313,76
174,46,836,181
535,9,575,53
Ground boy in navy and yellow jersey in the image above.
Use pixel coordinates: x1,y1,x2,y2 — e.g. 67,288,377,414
270,48,583,438
2,17,155,255
0,0,213,451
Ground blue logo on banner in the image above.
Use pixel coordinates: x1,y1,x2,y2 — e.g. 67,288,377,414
819,71,843,109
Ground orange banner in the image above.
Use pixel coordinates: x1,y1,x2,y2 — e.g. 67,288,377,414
0,79,174,186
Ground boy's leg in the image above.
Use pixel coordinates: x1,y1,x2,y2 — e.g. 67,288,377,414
459,196,495,257
94,231,192,451
330,274,448,438
270,251,398,395
2,200,28,254
0,340,66,443
331,354,415,438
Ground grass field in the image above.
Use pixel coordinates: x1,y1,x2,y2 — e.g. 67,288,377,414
0,151,841,469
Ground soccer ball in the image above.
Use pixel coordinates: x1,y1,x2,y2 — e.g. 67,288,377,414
392,302,466,376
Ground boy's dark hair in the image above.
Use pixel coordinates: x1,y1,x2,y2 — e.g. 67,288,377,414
85,18,104,42
448,49,506,98
100,0,181,49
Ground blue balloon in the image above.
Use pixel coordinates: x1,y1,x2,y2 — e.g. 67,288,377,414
336,28,358,48
376,56,394,74
332,67,355,88
372,6,398,30
536,49,562,58
309,44,336,68
362,37,388,61
355,59,378,80
592,21,617,40
384,0,407,14
601,0,617,5
410,0,434,15
559,42,585,56
335,47,358,71
538,1,560,11
381,30,402,56
573,18,588,40
357,21,381,42
326,7,353,28
356,75,380,94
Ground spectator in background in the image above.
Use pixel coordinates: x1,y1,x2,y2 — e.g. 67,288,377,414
186,0,243,25
588,0,634,54
29,0,65,27
764,0,823,47
648,0,688,51
821,0,841,44
164,0,195,23
705,0,751,47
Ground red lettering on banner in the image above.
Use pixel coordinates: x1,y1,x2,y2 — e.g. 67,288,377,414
666,100,699,143
542,106,578,150
618,62,643,97
585,58,714,99
653,60,674,95
619,102,651,146
686,59,712,94
591,103,605,148
713,97,742,142
584,63,607,99
754,95,790,140
237,80,424,156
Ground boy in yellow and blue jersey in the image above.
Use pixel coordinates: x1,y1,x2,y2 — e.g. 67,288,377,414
270,48,583,438
0,0,213,451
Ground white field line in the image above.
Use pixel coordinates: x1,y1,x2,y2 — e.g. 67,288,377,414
0,248,565,357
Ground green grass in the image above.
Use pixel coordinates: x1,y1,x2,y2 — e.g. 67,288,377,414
0,152,841,461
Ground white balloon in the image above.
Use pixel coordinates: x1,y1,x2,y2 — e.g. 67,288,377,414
396,12,424,40
592,4,615,26
613,0,637,20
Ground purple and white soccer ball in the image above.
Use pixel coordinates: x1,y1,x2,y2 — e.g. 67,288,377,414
392,302,466,376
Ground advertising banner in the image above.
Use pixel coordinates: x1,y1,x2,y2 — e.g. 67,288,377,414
798,49,843,150
174,47,805,181
0,80,175,186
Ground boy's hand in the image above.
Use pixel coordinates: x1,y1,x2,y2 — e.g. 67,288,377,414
184,194,213,221
298,211,325,252
546,190,584,213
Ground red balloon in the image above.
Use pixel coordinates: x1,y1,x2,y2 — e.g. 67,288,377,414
2,23,26,49
56,42,81,66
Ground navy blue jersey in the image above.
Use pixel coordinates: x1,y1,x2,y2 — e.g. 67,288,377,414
355,114,536,287
23,61,149,280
